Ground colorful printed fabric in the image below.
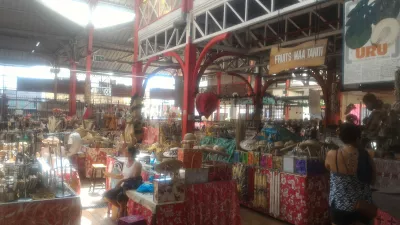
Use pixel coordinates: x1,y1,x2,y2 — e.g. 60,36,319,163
233,164,249,201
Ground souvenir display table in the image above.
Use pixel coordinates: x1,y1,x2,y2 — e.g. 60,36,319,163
233,157,330,225
126,180,241,225
373,159,400,225
0,187,81,225
126,191,185,225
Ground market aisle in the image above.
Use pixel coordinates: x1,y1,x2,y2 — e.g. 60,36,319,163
81,207,288,225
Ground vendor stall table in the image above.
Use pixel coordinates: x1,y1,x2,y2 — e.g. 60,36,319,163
373,159,400,225
126,191,185,225
235,164,329,225
126,180,241,225
0,194,81,225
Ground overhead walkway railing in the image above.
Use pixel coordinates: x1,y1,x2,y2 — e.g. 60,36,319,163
138,0,342,61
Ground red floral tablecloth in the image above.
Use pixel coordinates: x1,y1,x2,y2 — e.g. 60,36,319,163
0,197,81,225
373,159,400,190
185,181,241,225
375,209,400,225
127,181,241,225
238,165,329,225
279,173,329,225
127,199,155,225
127,196,186,225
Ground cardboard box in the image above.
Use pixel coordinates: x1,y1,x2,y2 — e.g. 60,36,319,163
283,155,296,173
178,149,202,168
180,168,209,184
153,178,185,203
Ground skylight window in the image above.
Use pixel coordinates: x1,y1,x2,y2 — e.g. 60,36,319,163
40,0,135,29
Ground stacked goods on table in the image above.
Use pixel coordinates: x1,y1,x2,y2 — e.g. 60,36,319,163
153,159,185,204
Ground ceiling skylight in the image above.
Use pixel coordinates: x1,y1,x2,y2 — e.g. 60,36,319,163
40,0,135,29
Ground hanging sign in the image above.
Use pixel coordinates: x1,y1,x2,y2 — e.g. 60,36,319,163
269,39,328,74
343,0,400,87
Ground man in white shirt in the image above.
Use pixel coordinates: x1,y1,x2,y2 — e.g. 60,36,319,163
66,132,82,157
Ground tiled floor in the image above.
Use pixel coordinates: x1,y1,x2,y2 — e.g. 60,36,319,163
81,207,288,225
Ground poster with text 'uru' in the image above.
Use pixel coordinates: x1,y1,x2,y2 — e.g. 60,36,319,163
343,0,400,88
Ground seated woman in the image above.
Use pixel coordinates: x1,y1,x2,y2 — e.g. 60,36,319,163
103,146,142,218
325,123,376,225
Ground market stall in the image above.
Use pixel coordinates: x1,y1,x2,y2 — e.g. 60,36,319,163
107,132,241,225
0,188,81,225
0,130,82,225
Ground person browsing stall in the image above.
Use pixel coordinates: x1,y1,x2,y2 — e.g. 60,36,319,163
325,123,377,225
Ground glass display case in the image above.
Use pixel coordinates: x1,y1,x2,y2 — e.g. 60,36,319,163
0,131,81,224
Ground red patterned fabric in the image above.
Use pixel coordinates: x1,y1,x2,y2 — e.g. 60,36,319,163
127,199,154,225
266,154,273,169
375,209,400,225
279,173,329,225
185,181,241,225
373,159,400,189
206,162,233,182
127,199,186,225
0,197,81,225
247,167,255,202
155,203,186,225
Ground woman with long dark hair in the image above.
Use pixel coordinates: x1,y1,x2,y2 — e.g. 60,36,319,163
325,123,376,225
103,146,143,218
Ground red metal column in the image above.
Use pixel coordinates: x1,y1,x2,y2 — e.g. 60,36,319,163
182,42,197,135
69,61,77,116
85,1,97,104
132,0,142,96
216,72,222,121
254,75,262,121
84,24,94,104
285,80,290,120
247,75,252,96
132,62,143,96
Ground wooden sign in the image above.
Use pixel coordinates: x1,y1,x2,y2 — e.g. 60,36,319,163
269,39,328,74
